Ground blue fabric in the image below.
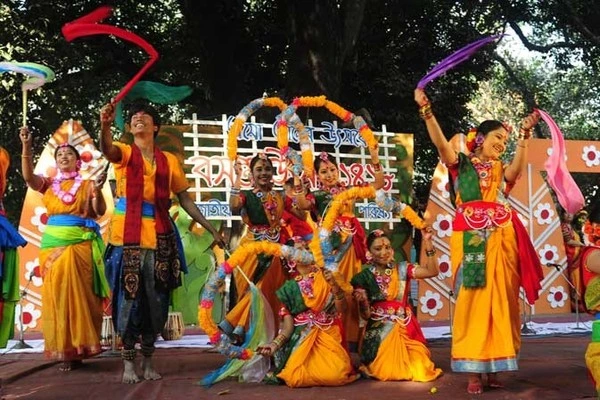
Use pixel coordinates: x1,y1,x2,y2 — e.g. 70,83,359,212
115,197,156,217
47,214,101,237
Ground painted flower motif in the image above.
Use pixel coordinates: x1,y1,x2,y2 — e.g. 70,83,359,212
432,213,453,238
533,203,555,225
24,258,43,287
75,143,102,171
546,285,568,309
436,254,452,279
419,290,444,317
582,145,600,167
546,147,568,162
538,244,559,265
31,206,49,233
14,302,42,331
436,175,450,199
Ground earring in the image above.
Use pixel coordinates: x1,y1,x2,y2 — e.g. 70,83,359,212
365,251,373,263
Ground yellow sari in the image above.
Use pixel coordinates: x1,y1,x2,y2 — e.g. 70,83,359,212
40,179,104,361
276,271,358,387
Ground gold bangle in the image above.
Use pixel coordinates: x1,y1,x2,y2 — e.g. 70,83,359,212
425,248,436,257
21,154,31,158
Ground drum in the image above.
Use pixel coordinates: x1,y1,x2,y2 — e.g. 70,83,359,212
100,315,114,348
162,311,185,340
100,315,122,349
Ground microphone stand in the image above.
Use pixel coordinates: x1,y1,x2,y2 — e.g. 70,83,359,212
548,263,586,331
521,292,536,335
11,275,33,350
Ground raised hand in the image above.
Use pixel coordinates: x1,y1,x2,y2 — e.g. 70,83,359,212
414,88,430,107
100,103,115,127
19,126,32,147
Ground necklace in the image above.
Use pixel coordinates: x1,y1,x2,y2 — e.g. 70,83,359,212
371,264,393,296
294,266,318,298
52,171,82,205
470,155,493,188
255,189,278,221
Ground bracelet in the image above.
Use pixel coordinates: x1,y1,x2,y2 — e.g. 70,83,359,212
425,248,436,257
518,127,532,140
333,290,345,301
372,163,382,173
21,154,32,158
230,188,240,197
418,103,433,120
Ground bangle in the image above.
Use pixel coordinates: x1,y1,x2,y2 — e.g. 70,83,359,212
21,154,31,158
230,188,240,196
425,248,436,257
518,127,532,140
333,290,345,301
419,103,433,120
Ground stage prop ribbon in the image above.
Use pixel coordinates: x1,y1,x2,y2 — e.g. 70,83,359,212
0,61,55,126
538,108,584,215
61,5,159,104
416,34,504,89
114,80,193,130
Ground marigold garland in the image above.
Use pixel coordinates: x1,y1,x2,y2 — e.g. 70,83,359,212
401,204,426,230
321,186,376,232
198,241,314,359
226,96,287,160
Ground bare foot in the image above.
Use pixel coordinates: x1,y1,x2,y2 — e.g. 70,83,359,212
58,360,83,372
142,356,162,381
487,373,504,388
467,373,483,395
122,359,141,384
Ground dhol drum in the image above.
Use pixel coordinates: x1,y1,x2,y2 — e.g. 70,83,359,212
162,311,185,340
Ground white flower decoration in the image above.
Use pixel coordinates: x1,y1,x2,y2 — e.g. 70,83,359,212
432,213,453,238
31,206,48,233
533,203,555,225
419,290,444,317
436,176,450,199
538,244,559,265
546,285,568,309
436,254,452,279
14,303,42,331
75,143,102,172
24,258,43,287
582,145,600,167
546,147,568,162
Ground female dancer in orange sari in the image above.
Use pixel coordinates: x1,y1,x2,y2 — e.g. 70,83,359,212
257,239,358,387
415,88,543,394
20,126,110,371
351,228,441,381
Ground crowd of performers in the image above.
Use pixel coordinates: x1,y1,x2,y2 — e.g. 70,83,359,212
0,89,598,396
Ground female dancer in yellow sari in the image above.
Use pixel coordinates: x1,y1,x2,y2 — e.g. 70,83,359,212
295,150,384,349
257,239,358,387
415,88,543,394
20,127,109,371
351,228,442,381
221,154,313,343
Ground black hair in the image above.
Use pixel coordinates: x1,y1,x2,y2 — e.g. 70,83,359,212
54,144,80,160
313,153,338,173
366,230,390,249
128,103,161,137
249,154,274,171
476,120,504,137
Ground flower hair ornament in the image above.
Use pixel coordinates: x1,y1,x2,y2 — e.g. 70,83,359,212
319,152,329,162
466,127,484,153
371,229,385,238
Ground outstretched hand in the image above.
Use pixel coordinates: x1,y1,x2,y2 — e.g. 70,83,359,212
100,103,115,127
19,126,32,147
414,88,430,107
521,111,540,131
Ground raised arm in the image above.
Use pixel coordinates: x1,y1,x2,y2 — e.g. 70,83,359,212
414,89,457,165
368,144,385,190
229,160,244,214
504,112,539,183
413,227,439,279
19,127,45,191
99,103,122,163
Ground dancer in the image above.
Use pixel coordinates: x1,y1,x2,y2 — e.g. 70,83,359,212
19,127,109,370
294,149,384,349
220,155,313,343
0,146,27,348
415,88,543,394
100,103,225,383
257,237,358,387
351,228,442,381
